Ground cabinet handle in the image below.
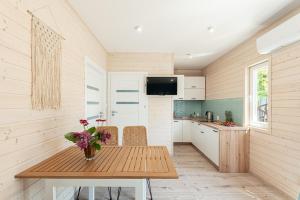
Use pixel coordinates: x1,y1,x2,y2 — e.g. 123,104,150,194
174,121,179,122
192,86,196,88
192,98,196,100
213,130,218,133
200,131,204,133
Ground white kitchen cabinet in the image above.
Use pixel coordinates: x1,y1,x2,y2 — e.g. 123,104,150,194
173,120,183,142
173,120,193,143
191,121,197,143
184,76,205,89
207,128,219,166
173,75,184,100
184,88,205,100
191,123,220,166
182,120,192,142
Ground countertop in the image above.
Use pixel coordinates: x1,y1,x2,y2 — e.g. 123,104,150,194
173,117,248,131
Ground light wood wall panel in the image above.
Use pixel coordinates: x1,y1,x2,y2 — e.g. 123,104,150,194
174,69,202,76
202,7,300,199
0,0,107,199
107,53,174,154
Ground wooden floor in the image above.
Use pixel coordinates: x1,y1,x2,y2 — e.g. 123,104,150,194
79,144,291,200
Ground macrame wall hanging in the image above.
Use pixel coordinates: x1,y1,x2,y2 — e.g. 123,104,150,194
29,12,64,110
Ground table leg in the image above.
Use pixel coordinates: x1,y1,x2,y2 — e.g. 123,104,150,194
45,180,56,200
88,186,95,200
135,179,146,200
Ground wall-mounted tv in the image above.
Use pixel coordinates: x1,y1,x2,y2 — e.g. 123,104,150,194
146,77,177,95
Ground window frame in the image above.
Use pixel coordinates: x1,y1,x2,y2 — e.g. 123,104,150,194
248,61,269,129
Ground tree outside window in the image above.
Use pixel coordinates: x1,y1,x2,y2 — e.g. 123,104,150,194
249,62,268,127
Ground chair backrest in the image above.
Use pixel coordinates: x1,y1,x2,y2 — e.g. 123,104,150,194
123,126,147,146
96,126,118,146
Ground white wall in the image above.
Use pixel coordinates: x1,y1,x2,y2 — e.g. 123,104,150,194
0,0,107,199
108,53,174,153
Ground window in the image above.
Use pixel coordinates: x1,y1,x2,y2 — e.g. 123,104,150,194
249,61,268,128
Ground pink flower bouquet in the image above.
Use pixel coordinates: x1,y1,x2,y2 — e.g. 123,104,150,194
65,119,111,153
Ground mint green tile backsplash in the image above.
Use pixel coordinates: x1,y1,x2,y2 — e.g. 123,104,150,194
201,98,244,125
174,100,202,117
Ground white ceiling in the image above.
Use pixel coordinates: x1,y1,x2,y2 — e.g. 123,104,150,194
69,0,296,69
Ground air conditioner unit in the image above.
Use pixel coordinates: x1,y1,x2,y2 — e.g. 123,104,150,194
256,13,300,54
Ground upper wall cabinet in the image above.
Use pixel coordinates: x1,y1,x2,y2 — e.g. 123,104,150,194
173,75,184,100
184,76,206,100
184,76,205,89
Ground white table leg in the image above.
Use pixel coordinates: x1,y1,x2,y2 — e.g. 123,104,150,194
45,180,56,200
88,186,95,200
135,179,147,200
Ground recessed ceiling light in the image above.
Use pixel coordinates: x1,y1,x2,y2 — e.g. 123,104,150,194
207,26,215,33
134,25,143,32
186,53,193,59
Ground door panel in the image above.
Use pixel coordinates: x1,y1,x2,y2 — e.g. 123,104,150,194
109,72,148,144
85,58,106,126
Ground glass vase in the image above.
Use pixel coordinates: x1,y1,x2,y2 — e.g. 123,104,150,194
84,144,96,160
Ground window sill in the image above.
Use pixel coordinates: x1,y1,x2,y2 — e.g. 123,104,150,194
249,124,269,134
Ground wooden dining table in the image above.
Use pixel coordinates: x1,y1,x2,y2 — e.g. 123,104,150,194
15,146,178,200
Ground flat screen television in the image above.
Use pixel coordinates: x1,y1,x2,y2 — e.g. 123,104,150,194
146,77,177,95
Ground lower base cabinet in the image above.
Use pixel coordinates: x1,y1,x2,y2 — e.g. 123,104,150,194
191,123,249,172
174,120,249,172
193,124,219,167
173,120,192,143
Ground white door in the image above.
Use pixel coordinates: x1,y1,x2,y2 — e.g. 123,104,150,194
108,72,148,144
85,57,106,126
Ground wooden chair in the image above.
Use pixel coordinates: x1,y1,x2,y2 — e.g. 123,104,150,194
122,126,153,200
123,126,148,146
97,126,118,146
76,126,119,200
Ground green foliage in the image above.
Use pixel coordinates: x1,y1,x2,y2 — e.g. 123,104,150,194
257,69,268,98
93,143,101,150
87,127,96,135
65,132,76,143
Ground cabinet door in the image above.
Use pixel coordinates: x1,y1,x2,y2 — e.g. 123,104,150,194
207,128,219,166
201,125,219,166
173,120,183,142
184,77,205,89
184,88,205,100
182,120,192,142
198,124,206,153
173,75,184,100
191,121,197,144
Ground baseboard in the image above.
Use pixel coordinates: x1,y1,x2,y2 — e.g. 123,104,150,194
173,142,192,145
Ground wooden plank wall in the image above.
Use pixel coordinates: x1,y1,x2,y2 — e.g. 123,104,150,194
107,53,174,154
0,0,107,199
202,8,300,199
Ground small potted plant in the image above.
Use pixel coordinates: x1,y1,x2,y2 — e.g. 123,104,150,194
65,119,111,160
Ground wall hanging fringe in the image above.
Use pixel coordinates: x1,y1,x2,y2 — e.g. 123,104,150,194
29,12,63,110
